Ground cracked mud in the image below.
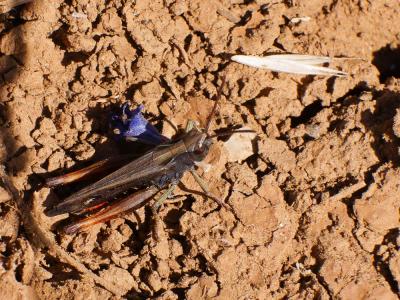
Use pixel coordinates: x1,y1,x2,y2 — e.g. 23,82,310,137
0,0,399,299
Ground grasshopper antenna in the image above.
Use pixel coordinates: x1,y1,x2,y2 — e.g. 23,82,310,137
208,129,256,139
205,75,226,135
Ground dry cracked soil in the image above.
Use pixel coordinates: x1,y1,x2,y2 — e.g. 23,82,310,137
0,0,399,299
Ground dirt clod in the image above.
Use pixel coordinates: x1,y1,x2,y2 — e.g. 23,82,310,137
1,0,399,299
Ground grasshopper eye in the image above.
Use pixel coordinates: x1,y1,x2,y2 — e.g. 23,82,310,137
194,149,204,155
194,138,211,156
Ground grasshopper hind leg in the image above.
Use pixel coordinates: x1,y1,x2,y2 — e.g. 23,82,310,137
190,170,232,211
63,187,159,234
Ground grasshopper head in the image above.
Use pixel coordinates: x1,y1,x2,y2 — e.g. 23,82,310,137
182,129,212,161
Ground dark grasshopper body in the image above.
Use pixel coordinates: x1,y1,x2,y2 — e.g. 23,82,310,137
46,76,251,234
47,128,212,233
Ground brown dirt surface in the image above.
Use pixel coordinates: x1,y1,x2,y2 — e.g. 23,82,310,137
1,0,400,299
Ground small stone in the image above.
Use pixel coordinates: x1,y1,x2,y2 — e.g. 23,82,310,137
305,124,321,139
223,129,256,163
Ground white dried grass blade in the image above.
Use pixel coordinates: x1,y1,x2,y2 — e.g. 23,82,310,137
268,54,331,65
231,54,347,77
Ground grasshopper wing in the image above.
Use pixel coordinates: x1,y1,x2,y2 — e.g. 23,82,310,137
47,148,173,216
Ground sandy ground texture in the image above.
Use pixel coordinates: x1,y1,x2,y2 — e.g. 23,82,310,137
0,0,399,299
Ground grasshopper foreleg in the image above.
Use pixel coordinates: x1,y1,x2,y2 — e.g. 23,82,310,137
152,183,177,212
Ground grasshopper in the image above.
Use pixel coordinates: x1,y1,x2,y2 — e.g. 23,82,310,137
46,77,252,234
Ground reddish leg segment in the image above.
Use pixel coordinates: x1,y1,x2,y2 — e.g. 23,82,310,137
64,186,159,234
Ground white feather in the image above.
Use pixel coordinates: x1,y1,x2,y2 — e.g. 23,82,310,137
231,54,347,77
